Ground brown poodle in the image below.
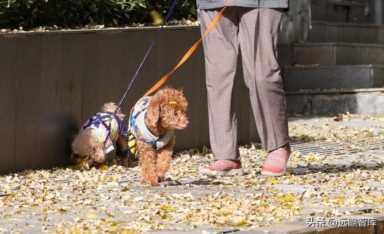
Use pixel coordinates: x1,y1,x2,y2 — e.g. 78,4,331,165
71,102,127,169
128,87,189,186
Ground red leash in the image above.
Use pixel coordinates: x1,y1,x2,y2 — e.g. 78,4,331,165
143,6,228,97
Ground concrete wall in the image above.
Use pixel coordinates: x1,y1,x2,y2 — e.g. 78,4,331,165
0,26,258,174
311,0,371,23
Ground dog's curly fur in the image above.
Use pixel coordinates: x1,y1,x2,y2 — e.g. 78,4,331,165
138,88,189,186
71,102,126,169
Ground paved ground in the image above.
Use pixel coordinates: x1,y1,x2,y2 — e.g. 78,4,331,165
1,115,384,234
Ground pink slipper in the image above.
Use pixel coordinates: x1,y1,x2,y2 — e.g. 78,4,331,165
199,160,243,177
261,145,291,176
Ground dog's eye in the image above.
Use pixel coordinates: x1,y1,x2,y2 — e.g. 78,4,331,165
174,110,181,117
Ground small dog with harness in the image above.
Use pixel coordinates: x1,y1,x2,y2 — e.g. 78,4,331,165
71,102,127,169
125,87,189,186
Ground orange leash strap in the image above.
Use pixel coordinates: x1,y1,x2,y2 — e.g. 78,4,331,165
143,6,227,97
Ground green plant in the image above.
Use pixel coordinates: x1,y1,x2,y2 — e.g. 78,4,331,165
0,0,197,29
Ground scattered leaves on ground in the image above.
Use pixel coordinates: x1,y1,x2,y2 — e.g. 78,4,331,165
1,115,384,233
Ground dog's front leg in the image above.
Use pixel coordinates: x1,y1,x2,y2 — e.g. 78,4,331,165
117,135,129,155
156,138,175,182
137,140,159,186
116,135,130,166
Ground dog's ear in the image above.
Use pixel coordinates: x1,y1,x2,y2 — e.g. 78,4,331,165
146,97,161,129
102,102,118,113
116,108,126,120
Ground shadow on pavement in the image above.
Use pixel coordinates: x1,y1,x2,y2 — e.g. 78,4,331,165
288,162,384,176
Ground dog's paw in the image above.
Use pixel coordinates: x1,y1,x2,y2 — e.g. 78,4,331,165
148,176,160,186
76,160,91,170
142,176,160,186
150,181,160,186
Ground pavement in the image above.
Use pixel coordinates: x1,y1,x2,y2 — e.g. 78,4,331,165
1,115,384,234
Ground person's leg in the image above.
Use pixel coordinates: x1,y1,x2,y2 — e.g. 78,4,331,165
199,7,241,170
238,8,290,176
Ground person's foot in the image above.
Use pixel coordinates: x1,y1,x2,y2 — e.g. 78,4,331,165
199,159,243,177
261,145,291,176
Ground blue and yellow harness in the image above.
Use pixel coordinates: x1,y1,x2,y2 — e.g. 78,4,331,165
82,112,127,154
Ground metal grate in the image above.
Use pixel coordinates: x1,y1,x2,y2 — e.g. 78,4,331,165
291,139,384,156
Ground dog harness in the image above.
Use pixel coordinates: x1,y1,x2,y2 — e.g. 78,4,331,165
126,97,175,157
82,112,127,154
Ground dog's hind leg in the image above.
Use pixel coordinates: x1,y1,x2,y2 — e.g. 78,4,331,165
156,138,175,182
138,141,159,186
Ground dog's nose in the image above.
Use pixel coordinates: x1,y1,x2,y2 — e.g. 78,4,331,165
180,117,189,128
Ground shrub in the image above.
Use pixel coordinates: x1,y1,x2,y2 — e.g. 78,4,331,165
0,0,197,29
